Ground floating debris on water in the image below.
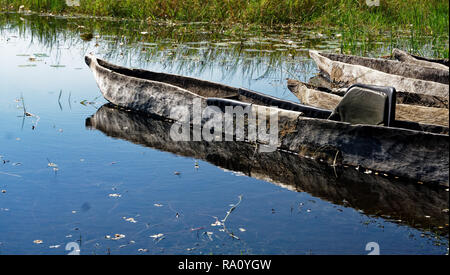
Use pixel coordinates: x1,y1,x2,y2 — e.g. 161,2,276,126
204,232,214,241
49,245,60,249
112,234,126,240
150,233,164,242
106,234,125,240
123,217,137,223
108,193,121,198
33,53,49,58
190,227,204,232
154,203,163,207
80,100,96,105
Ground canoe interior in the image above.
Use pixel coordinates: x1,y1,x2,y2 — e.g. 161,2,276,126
287,79,449,135
320,52,449,85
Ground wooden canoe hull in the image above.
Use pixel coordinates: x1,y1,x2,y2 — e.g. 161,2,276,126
288,79,449,127
310,50,449,99
85,54,449,184
307,74,449,109
86,104,449,233
393,48,449,70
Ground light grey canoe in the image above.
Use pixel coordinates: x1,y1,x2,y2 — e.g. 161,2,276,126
85,54,449,184
86,104,449,233
307,74,449,108
392,48,449,71
287,79,449,127
309,50,449,99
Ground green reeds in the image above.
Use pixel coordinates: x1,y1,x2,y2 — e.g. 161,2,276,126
0,1,448,58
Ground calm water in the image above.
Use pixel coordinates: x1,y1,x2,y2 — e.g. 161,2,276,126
0,12,448,255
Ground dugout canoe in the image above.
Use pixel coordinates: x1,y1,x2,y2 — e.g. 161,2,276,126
309,50,449,99
85,54,449,184
86,104,449,234
307,74,449,109
392,48,449,71
287,79,449,127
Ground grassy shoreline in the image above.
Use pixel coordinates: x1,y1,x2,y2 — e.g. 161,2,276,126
1,0,448,57
0,1,447,28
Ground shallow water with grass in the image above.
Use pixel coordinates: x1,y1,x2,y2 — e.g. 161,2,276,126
0,13,448,255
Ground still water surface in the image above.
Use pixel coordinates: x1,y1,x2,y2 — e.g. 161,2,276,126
0,13,448,255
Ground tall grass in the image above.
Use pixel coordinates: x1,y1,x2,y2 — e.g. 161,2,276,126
1,0,448,27
1,0,448,57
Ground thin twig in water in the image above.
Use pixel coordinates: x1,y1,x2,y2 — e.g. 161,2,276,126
221,195,243,240
19,94,39,129
58,90,63,111
21,94,27,115
68,91,72,109
0,171,22,178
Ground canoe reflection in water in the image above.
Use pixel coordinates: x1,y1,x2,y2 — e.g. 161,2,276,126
86,104,448,236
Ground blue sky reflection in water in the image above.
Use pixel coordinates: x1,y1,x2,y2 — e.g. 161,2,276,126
0,14,448,255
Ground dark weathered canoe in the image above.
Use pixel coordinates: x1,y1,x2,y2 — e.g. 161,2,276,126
309,50,449,99
86,104,449,234
85,54,449,184
392,48,449,70
287,79,449,127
